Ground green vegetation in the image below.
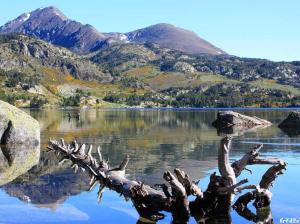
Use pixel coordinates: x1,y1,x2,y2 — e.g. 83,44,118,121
250,79,300,95
29,96,48,108
103,92,169,107
0,33,20,44
60,89,90,107
4,70,41,90
1,34,300,108
170,83,300,108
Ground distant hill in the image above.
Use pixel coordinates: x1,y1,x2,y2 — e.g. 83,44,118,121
0,6,225,55
126,23,225,55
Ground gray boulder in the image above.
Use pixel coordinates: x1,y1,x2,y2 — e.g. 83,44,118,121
0,100,40,185
212,111,271,129
173,61,196,74
0,100,40,146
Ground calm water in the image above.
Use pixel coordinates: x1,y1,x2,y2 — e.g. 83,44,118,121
0,109,299,223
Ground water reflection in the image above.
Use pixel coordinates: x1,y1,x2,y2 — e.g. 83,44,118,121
235,206,273,224
279,127,300,137
0,144,40,186
0,109,299,223
2,150,90,208
216,124,272,137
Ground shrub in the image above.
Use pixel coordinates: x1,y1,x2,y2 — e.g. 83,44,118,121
60,89,89,107
30,96,48,108
103,94,121,103
4,70,41,89
0,33,20,44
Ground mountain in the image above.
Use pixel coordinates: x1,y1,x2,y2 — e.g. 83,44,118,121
126,23,225,55
0,6,225,55
0,6,107,53
0,7,300,109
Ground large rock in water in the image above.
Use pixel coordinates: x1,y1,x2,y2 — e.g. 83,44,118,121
0,100,40,185
212,111,271,129
278,111,300,136
279,111,300,128
0,100,40,146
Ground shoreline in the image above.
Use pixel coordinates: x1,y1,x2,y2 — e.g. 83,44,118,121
23,106,300,111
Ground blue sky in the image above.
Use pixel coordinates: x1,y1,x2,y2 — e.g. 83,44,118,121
0,0,299,61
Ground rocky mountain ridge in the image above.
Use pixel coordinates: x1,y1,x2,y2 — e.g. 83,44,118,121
0,6,225,55
1,33,300,108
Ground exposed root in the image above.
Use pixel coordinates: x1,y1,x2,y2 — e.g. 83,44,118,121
48,137,286,223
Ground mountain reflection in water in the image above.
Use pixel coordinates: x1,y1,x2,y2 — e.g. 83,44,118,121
0,109,299,223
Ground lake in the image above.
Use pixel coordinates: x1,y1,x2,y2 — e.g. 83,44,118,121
0,109,299,224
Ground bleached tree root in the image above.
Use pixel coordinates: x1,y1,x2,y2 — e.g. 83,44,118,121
47,137,286,223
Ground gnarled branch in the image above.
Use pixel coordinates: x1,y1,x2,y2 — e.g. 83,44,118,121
48,137,286,223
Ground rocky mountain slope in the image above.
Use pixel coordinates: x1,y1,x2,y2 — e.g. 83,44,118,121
1,33,300,108
0,6,225,55
126,23,225,55
0,34,111,81
0,34,117,108
89,42,300,88
86,42,300,107
0,7,107,53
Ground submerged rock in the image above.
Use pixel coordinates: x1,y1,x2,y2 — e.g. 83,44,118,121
0,100,40,146
212,111,271,130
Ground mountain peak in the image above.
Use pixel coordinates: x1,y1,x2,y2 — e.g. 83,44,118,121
151,23,175,28
0,6,106,53
0,6,68,35
32,6,68,20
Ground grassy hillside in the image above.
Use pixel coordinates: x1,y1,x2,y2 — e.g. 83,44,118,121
0,35,147,108
1,34,300,108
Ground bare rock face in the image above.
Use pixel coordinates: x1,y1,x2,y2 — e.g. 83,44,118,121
0,100,40,146
173,62,196,74
212,111,271,130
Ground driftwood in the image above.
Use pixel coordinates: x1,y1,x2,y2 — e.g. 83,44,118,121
47,137,286,223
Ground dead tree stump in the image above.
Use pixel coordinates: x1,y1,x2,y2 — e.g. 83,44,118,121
47,136,286,223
